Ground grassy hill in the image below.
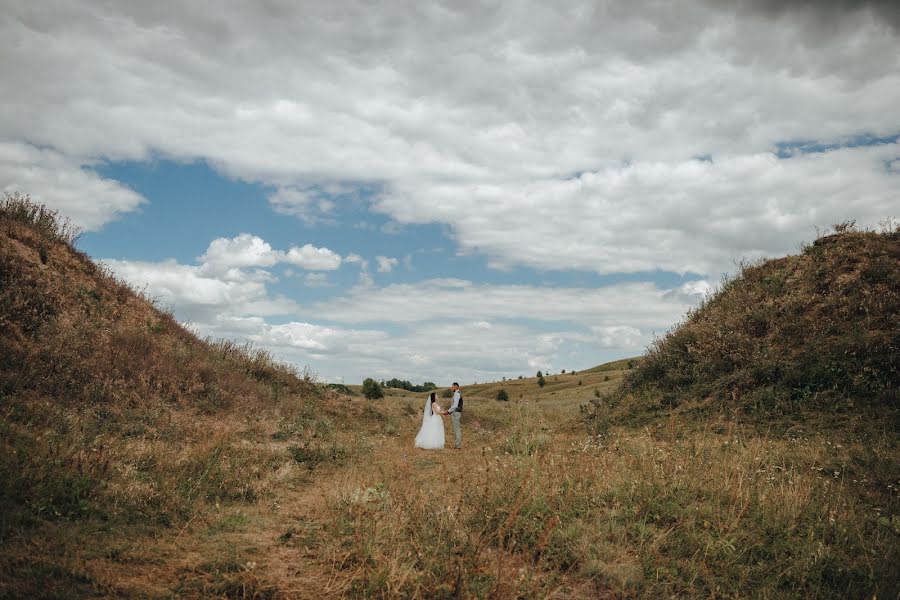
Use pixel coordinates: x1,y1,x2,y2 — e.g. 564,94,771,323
0,195,366,597
1,196,897,599
583,223,899,430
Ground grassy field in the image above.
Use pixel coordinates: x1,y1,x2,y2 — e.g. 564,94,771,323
2,197,897,598
5,365,898,598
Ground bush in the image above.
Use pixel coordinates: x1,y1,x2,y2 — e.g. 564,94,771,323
326,383,354,396
496,388,509,401
362,378,383,400
537,375,546,388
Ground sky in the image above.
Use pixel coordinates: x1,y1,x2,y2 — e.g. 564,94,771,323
2,1,898,384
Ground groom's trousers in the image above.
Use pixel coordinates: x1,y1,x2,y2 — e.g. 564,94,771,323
451,412,462,448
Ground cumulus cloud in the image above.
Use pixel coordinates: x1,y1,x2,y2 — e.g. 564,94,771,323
98,255,709,381
591,326,645,349
199,234,342,271
101,258,298,323
375,255,399,273
0,141,145,231
2,1,898,277
313,278,709,329
284,244,343,271
222,316,628,384
377,144,900,275
199,233,280,269
268,186,338,224
7,1,898,381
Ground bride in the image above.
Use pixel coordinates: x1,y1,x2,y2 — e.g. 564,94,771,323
415,392,446,449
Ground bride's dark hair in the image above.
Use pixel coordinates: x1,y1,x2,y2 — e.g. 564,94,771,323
429,392,437,401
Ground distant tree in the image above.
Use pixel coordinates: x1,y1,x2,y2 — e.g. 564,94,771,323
572,370,577,375
561,369,566,374
362,378,384,400
537,375,546,388
496,388,509,401
536,370,543,378
502,376,506,381
384,378,438,392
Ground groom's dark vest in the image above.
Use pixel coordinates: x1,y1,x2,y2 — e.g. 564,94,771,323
453,391,463,413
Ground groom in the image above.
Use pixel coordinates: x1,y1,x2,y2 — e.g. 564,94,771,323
447,382,463,449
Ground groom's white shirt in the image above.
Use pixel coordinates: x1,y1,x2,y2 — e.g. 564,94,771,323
449,391,461,412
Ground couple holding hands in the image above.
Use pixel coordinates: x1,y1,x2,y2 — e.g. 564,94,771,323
414,383,463,450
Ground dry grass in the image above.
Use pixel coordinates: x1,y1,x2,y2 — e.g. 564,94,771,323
311,382,899,599
1,197,897,598
605,225,900,424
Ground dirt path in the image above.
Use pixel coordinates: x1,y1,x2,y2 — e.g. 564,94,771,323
100,412,478,598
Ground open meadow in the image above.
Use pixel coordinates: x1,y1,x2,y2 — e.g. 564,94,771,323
2,197,898,598
4,364,898,598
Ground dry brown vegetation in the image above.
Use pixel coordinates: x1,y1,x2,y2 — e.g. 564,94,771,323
1,196,898,598
596,222,900,423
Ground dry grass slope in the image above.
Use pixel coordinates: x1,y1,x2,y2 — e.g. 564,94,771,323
641,225,896,414
1,197,897,598
0,194,349,597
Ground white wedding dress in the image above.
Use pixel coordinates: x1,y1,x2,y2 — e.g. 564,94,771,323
414,396,445,450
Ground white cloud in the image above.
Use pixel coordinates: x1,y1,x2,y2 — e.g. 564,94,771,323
268,186,339,224
284,244,342,271
7,2,898,382
0,141,144,231
2,2,898,276
377,144,900,276
313,278,705,330
590,326,645,349
100,258,298,323
256,321,388,354
99,257,706,382
375,255,398,273
197,234,342,272
199,233,280,269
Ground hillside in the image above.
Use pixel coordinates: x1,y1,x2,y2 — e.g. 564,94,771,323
0,195,360,597
583,224,900,430
2,197,898,599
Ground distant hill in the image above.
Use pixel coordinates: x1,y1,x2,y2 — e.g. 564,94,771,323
585,223,899,429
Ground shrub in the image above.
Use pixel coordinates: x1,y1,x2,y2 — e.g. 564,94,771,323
537,376,546,388
361,378,384,400
326,383,354,396
496,388,509,401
